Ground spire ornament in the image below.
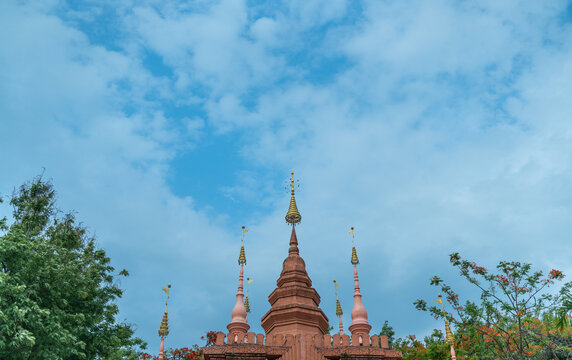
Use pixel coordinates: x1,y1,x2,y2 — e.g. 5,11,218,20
334,280,344,337
349,227,359,265
238,226,247,265
158,284,171,360
227,227,250,340
445,319,455,345
244,277,252,313
285,171,301,225
158,284,171,337
334,280,343,317
244,295,250,313
348,227,371,341
436,294,457,360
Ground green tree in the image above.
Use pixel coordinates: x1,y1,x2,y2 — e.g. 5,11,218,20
379,320,396,347
0,177,146,359
393,331,451,360
413,253,572,359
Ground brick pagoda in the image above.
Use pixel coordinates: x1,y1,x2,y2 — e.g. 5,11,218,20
202,172,402,360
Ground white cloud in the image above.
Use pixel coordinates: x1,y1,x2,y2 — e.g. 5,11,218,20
0,0,237,346
2,0,572,350
128,0,286,95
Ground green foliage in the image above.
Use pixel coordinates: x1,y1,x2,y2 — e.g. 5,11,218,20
140,345,203,360
394,332,451,360
379,320,395,347
0,176,146,359
409,253,572,359
325,325,334,334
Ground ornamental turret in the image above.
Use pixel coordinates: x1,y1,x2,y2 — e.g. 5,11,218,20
437,294,457,360
226,226,250,342
334,280,344,338
157,284,171,360
348,227,372,343
244,277,252,314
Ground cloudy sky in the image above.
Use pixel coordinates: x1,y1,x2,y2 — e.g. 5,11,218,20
2,0,572,352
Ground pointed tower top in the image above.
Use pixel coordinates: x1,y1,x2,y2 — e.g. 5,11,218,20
349,227,359,265
445,318,455,345
244,277,252,313
238,226,247,265
349,228,371,337
289,225,299,255
244,296,250,313
336,298,343,317
227,234,250,336
334,280,343,316
438,293,455,345
285,171,301,225
158,284,171,337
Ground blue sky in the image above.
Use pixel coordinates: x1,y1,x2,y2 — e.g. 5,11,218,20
2,0,572,352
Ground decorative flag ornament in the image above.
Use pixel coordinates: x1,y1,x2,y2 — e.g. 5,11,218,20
350,227,359,265
157,284,171,360
244,277,252,313
244,296,250,313
334,280,343,316
334,280,344,337
436,294,457,360
285,171,301,225
238,226,247,265
158,284,171,337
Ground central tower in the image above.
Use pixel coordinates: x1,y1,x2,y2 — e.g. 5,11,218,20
260,172,329,337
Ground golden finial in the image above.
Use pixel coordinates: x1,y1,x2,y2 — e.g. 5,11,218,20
445,318,455,345
285,171,301,225
437,293,455,345
238,226,247,265
158,284,171,337
349,227,359,265
334,280,343,316
244,277,252,313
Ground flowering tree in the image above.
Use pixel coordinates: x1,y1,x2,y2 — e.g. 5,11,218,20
393,332,453,360
140,345,202,360
413,253,572,359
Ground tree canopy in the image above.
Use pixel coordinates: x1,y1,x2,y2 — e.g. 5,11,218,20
0,177,146,359
400,253,572,359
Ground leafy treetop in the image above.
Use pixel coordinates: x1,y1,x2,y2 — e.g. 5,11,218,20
0,176,146,360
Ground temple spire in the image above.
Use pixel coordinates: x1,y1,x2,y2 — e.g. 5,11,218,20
157,284,171,360
437,294,457,360
227,227,250,342
244,277,252,313
348,227,371,342
289,225,299,255
285,171,301,226
334,280,344,337
238,226,247,265
260,174,330,336
350,226,359,265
